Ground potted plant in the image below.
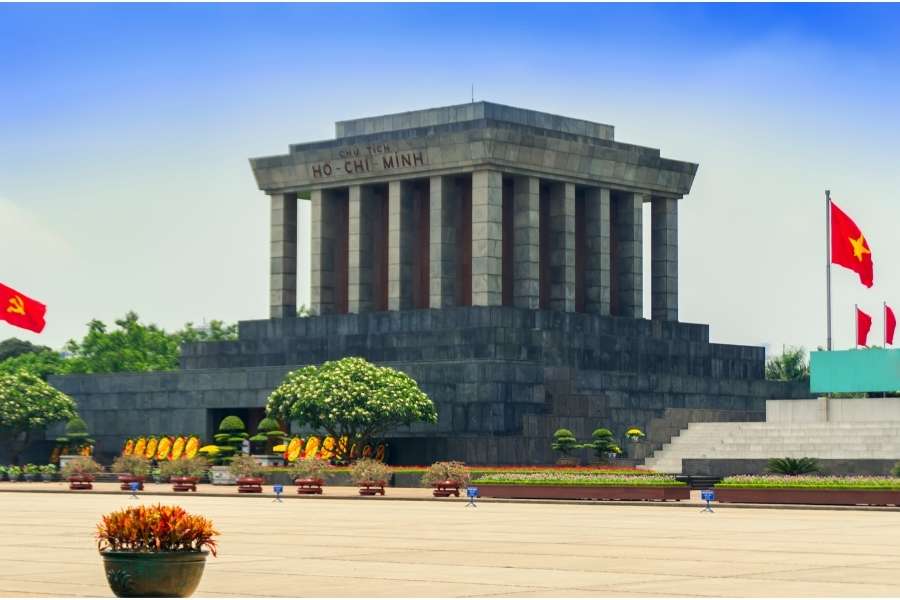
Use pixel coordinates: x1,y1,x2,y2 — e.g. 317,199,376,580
57,417,95,469
62,456,102,490
290,457,330,494
151,468,164,484
23,463,41,482
97,504,218,597
161,457,209,492
551,428,580,466
581,428,618,464
228,455,264,493
350,458,389,496
111,454,151,491
40,464,58,482
0,465,7,481
422,461,471,497
6,465,22,482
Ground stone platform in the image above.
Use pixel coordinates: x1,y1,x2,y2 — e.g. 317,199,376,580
48,307,809,465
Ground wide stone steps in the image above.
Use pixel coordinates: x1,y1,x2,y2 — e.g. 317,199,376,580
644,420,900,473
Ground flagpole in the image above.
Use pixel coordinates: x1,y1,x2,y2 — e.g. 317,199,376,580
826,190,833,351
885,301,888,347
854,303,858,348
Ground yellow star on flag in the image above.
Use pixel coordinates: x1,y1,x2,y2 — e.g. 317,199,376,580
848,234,871,261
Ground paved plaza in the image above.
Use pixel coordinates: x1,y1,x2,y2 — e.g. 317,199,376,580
1,491,900,597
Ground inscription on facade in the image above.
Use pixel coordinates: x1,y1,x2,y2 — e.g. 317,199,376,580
310,144,427,179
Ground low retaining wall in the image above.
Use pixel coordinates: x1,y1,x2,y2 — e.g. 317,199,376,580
715,487,900,506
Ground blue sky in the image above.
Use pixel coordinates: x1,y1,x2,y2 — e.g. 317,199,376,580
2,3,900,354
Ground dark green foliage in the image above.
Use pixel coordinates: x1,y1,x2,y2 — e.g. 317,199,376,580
581,427,617,459
766,457,821,475
66,417,89,434
256,417,279,432
0,338,51,361
892,462,900,477
765,346,810,381
248,434,268,443
551,428,579,456
218,416,245,432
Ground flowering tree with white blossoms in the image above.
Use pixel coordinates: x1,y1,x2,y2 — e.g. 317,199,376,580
266,357,437,462
0,370,78,463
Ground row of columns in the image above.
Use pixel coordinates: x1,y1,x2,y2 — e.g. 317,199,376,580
269,170,678,321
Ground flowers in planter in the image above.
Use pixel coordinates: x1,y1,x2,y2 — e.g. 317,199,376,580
421,461,471,487
625,428,645,442
227,455,264,479
290,457,330,482
111,454,151,477
716,475,900,490
96,504,218,555
473,471,685,487
349,457,390,485
61,456,103,479
159,456,209,480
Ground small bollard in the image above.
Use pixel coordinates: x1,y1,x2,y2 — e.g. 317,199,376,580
273,484,284,502
129,481,140,499
465,486,478,508
700,489,715,513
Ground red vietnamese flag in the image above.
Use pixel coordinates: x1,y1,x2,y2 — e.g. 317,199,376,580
856,306,872,347
887,304,897,346
0,282,47,333
830,202,874,287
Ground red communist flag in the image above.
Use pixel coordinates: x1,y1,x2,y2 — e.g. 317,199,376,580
856,307,872,347
831,202,874,287
0,283,47,333
887,304,897,346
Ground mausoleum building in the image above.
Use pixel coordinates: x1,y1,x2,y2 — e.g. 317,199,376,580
49,103,809,466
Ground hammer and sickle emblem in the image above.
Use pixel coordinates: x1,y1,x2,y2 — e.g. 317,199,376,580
7,295,26,316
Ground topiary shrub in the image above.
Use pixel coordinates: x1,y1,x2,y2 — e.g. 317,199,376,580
767,457,820,476
111,454,151,477
218,415,245,432
56,416,95,455
551,428,579,457
580,427,618,460
256,417,280,433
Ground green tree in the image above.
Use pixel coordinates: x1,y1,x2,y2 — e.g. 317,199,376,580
0,338,51,362
267,357,437,462
0,371,78,463
176,320,239,343
0,348,68,380
765,346,810,381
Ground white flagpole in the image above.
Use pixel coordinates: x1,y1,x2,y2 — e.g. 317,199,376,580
885,301,888,347
826,190,833,351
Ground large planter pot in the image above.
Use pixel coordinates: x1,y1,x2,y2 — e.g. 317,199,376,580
117,475,146,491
68,475,95,490
236,476,263,493
476,484,690,501
209,466,236,486
294,477,324,495
555,457,579,466
59,455,83,470
714,487,900,506
100,550,208,597
171,477,199,492
23,473,38,482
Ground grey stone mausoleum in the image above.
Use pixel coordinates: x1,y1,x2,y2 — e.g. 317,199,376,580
51,102,809,465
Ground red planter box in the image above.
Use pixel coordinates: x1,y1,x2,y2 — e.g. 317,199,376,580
476,484,690,501
117,475,145,491
358,480,386,496
294,478,324,495
68,475,94,491
432,480,461,497
171,477,199,492
237,477,263,493
715,487,900,506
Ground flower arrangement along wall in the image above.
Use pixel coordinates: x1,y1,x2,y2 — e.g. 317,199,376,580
120,436,201,462
280,435,387,463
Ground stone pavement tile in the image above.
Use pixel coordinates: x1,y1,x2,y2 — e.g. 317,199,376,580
744,566,900,586
598,576,900,598
0,577,110,598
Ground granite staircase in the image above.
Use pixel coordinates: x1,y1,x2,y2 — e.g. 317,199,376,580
643,420,900,474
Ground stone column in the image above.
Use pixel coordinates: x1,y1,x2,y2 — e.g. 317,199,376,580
269,192,298,319
388,180,414,310
651,197,678,321
311,189,334,315
613,191,644,319
429,176,457,308
348,185,374,313
584,187,611,315
549,182,576,312
471,170,503,306
513,176,540,309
